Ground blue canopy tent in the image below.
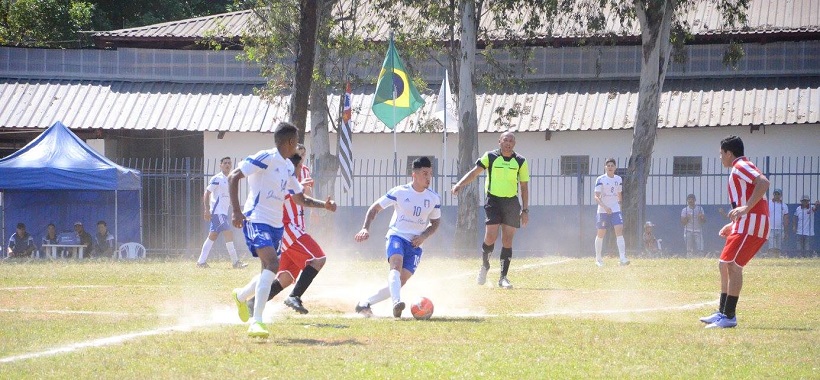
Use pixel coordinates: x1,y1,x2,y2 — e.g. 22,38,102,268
0,121,142,255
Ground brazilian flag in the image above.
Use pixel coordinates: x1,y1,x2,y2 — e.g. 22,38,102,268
372,39,425,129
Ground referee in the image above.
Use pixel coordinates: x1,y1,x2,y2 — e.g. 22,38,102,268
452,131,529,289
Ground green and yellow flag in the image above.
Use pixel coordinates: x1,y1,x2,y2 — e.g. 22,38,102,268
372,39,425,129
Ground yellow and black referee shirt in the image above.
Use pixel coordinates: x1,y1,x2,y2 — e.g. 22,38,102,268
476,149,530,198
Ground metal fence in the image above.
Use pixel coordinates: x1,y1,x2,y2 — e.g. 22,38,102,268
118,155,820,255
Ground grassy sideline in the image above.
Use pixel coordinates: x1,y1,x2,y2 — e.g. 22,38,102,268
0,255,818,379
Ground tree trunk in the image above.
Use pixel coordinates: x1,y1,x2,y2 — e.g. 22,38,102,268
623,0,674,250
289,0,319,140
454,0,480,252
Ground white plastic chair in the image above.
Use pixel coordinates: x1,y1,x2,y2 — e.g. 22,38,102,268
116,243,146,260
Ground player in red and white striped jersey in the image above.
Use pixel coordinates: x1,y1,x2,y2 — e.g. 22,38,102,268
700,136,770,329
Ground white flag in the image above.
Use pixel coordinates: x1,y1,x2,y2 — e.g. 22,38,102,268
434,70,459,133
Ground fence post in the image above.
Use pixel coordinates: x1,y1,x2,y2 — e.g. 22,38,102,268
577,170,584,257
185,157,191,253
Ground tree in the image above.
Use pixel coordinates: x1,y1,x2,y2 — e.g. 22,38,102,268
0,0,93,48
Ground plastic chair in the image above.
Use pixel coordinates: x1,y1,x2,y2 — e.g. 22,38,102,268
117,243,147,259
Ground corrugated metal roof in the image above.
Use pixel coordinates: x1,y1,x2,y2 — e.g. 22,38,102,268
92,0,819,42
1,77,816,133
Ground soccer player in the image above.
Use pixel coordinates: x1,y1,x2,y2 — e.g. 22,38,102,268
197,157,246,269
452,131,529,289
239,144,336,316
354,157,441,318
700,135,769,329
593,158,629,266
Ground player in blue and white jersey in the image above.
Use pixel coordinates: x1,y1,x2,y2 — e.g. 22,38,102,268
354,157,441,318
593,158,629,266
227,122,336,338
196,156,247,269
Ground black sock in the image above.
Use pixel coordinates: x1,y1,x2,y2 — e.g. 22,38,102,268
266,279,284,302
481,243,494,268
724,295,739,319
500,247,512,277
290,265,320,298
719,293,728,314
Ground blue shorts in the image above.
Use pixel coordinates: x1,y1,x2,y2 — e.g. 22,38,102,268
385,235,423,274
596,212,623,229
209,214,231,233
242,221,283,258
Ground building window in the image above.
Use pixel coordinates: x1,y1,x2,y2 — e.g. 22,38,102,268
673,156,702,176
561,155,589,176
406,156,438,175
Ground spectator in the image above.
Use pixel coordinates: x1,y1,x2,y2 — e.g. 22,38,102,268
681,194,706,257
93,220,115,257
74,222,93,258
643,221,662,257
767,189,789,258
793,195,818,258
7,222,35,258
41,223,60,258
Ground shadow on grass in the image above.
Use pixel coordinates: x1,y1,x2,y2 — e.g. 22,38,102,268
281,338,365,346
746,326,814,332
414,317,485,323
302,323,350,329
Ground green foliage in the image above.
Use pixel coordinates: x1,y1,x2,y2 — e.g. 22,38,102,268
0,0,92,47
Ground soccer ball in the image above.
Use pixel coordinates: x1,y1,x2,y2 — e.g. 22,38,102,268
410,297,434,320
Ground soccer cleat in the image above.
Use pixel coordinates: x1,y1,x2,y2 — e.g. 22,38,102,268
498,276,513,289
705,315,737,329
196,262,209,268
596,260,604,267
619,260,631,266
233,289,250,323
477,265,489,285
247,321,269,338
284,296,308,314
232,260,248,269
355,303,373,318
392,301,405,318
699,311,725,324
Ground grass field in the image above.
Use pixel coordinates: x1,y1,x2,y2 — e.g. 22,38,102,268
0,254,818,379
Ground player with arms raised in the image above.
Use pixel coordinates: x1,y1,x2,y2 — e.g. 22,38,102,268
354,157,441,318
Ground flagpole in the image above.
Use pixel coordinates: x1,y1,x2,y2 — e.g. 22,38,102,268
442,70,448,197
390,32,398,186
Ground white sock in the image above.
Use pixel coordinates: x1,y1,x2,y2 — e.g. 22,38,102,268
238,274,260,301
197,239,214,264
617,236,627,261
362,287,391,307
388,270,401,304
594,237,603,261
253,270,275,323
226,242,238,262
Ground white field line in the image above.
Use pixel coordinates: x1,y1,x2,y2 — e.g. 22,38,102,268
0,308,175,318
0,321,212,364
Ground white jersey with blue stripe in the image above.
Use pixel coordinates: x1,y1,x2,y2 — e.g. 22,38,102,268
594,174,622,213
206,172,230,215
238,149,303,228
377,184,442,243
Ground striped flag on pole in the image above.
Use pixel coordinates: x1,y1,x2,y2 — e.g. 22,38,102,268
338,82,354,192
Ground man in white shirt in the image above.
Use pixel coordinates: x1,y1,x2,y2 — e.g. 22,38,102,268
681,194,706,257
354,157,441,318
197,157,246,269
767,189,789,258
593,158,628,266
793,195,818,258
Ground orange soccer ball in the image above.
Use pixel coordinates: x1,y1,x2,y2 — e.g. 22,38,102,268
410,297,434,320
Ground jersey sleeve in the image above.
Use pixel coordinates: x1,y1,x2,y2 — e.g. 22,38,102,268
594,176,603,193
239,151,268,177
476,151,490,169
518,159,530,183
205,175,219,193
286,172,304,195
430,195,442,220
733,161,761,184
616,175,623,194
377,187,400,209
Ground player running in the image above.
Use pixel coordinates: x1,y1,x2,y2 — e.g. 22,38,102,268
354,157,441,318
238,144,335,316
196,156,247,269
228,123,335,338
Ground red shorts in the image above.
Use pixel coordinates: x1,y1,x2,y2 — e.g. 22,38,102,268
720,233,767,267
278,224,325,280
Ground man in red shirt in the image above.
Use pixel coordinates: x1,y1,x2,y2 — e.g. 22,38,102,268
700,135,769,328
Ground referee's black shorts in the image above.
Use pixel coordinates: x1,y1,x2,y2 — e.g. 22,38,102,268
484,194,522,228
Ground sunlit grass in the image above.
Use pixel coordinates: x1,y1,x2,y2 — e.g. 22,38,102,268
1,256,818,379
